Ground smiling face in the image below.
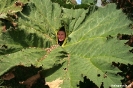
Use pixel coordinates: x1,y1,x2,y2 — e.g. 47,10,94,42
57,31,66,41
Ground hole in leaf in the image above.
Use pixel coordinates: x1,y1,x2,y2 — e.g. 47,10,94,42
103,72,107,78
117,33,131,40
97,74,100,77
106,35,113,40
63,68,67,71
1,45,8,49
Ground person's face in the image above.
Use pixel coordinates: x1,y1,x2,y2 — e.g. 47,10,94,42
57,31,66,41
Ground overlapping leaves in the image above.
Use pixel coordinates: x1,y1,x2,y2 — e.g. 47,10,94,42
61,4,133,88
0,0,133,88
0,0,63,76
0,0,28,19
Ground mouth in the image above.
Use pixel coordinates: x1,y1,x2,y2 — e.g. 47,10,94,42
58,39,64,41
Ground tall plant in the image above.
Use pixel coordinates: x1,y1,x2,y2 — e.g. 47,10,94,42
0,0,133,88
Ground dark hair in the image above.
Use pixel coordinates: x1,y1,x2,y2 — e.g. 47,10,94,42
59,26,65,32
58,26,66,36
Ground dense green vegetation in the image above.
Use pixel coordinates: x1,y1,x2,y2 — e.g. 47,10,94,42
0,0,133,88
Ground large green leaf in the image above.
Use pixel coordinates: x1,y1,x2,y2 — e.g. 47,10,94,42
0,0,133,88
45,3,133,88
0,0,64,75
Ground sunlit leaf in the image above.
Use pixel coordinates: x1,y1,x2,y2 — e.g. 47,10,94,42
0,0,133,88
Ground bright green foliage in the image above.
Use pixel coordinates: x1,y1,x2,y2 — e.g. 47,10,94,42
0,0,64,76
0,0,133,88
49,3,133,88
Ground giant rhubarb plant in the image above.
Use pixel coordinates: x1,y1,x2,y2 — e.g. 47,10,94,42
0,0,133,88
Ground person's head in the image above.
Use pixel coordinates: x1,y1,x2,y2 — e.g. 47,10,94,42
57,26,66,42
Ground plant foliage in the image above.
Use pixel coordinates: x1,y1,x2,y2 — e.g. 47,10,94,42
0,0,133,88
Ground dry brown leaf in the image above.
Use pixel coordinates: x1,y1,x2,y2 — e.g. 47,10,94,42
46,78,63,88
19,72,41,88
1,72,15,80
